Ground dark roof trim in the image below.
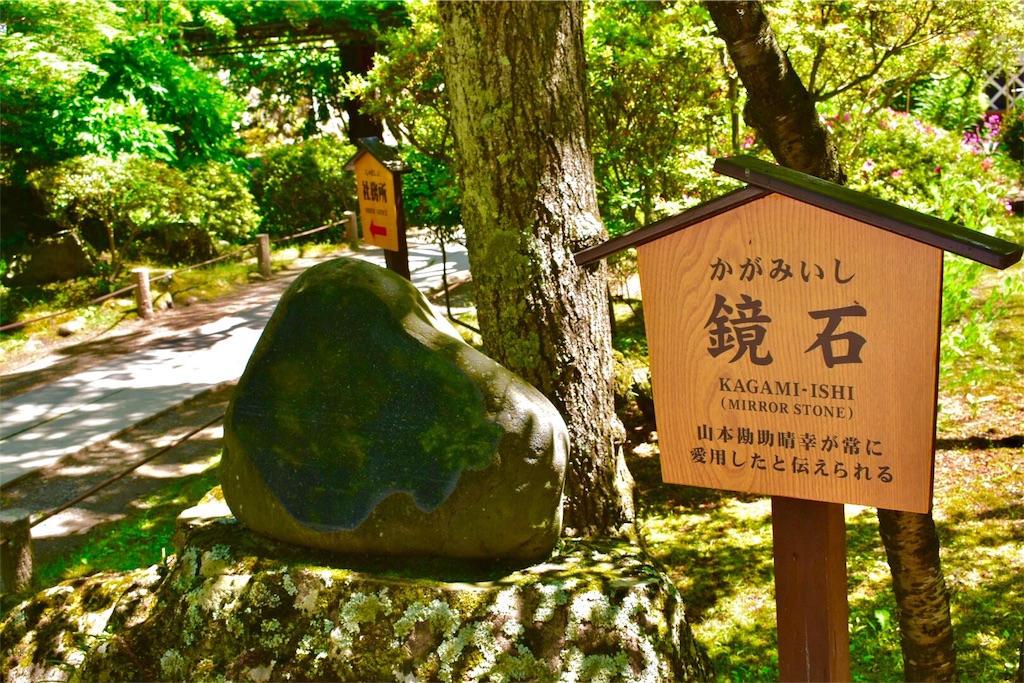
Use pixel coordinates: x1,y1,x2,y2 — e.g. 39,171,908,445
574,186,770,266
715,156,1022,270
344,137,411,174
574,156,1023,270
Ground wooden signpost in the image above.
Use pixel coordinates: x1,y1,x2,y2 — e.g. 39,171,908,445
575,156,1023,681
345,137,412,280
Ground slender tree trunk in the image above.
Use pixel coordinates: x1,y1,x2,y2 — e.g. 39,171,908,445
706,3,957,680
703,0,844,184
337,40,384,143
878,510,958,681
436,0,634,537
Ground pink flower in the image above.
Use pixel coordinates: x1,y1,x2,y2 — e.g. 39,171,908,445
934,166,943,176
742,136,754,150
981,157,994,172
861,160,876,173
890,169,904,179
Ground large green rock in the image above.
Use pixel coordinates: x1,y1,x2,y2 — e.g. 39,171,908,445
0,493,714,682
222,258,568,562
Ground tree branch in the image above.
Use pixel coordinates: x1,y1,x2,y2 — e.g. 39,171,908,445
703,0,844,183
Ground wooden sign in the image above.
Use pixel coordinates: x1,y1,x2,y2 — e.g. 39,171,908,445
638,193,942,513
575,155,1022,682
353,152,400,252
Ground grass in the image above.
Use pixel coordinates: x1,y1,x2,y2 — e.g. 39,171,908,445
29,459,222,592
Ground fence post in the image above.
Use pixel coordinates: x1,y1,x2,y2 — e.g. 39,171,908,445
344,210,359,245
133,268,154,320
0,509,33,595
256,233,272,279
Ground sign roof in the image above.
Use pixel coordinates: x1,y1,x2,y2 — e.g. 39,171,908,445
576,155,1023,270
343,136,411,175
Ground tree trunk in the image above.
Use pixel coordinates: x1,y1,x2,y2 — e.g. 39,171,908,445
706,3,958,680
703,0,844,184
337,39,384,143
436,0,634,537
1016,630,1024,683
878,509,958,681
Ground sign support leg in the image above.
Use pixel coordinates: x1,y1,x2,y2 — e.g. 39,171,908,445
385,240,411,281
772,497,850,682
386,175,411,280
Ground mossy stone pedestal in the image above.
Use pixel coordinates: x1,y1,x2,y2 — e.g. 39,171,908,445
0,492,712,682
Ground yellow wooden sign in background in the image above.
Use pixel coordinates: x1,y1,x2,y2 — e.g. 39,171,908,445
353,153,400,252
638,193,943,513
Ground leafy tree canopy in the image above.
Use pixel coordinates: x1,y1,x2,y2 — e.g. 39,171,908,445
765,0,1024,148
172,0,410,145
0,0,244,183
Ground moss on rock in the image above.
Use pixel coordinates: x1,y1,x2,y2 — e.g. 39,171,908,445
222,257,569,562
0,494,712,682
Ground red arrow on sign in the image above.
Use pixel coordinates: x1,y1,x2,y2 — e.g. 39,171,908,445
369,221,388,238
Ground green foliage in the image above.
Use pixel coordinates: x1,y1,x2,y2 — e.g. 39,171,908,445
769,0,1024,115
177,0,409,146
585,2,741,235
402,150,461,236
0,0,244,185
174,160,261,261
343,0,461,243
250,136,357,238
896,72,988,134
1001,105,1024,166
833,107,1020,374
29,154,258,276
93,31,245,165
841,109,1008,222
344,0,450,159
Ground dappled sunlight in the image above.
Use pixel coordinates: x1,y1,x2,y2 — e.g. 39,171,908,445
135,453,222,480
32,508,127,540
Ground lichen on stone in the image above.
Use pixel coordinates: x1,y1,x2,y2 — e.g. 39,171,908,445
1,511,713,682
159,648,186,679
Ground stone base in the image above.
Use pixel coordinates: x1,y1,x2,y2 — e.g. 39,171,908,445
1,490,711,682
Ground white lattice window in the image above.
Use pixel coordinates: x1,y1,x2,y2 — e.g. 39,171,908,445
986,58,1024,111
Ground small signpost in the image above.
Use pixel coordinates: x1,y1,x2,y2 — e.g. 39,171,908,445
575,156,1022,682
345,137,412,280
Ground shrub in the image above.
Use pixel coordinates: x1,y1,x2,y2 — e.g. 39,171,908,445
250,137,357,238
29,154,259,276
835,108,1021,375
170,161,260,262
401,150,461,239
1000,104,1024,167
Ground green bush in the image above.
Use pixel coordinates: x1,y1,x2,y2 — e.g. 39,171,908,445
841,109,1012,224
1000,105,1024,167
169,161,261,262
29,154,259,276
401,150,461,237
835,108,1021,375
250,137,357,238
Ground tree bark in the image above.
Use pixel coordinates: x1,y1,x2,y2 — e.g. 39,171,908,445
338,40,385,143
436,0,634,537
706,3,958,680
878,509,958,681
703,0,845,184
